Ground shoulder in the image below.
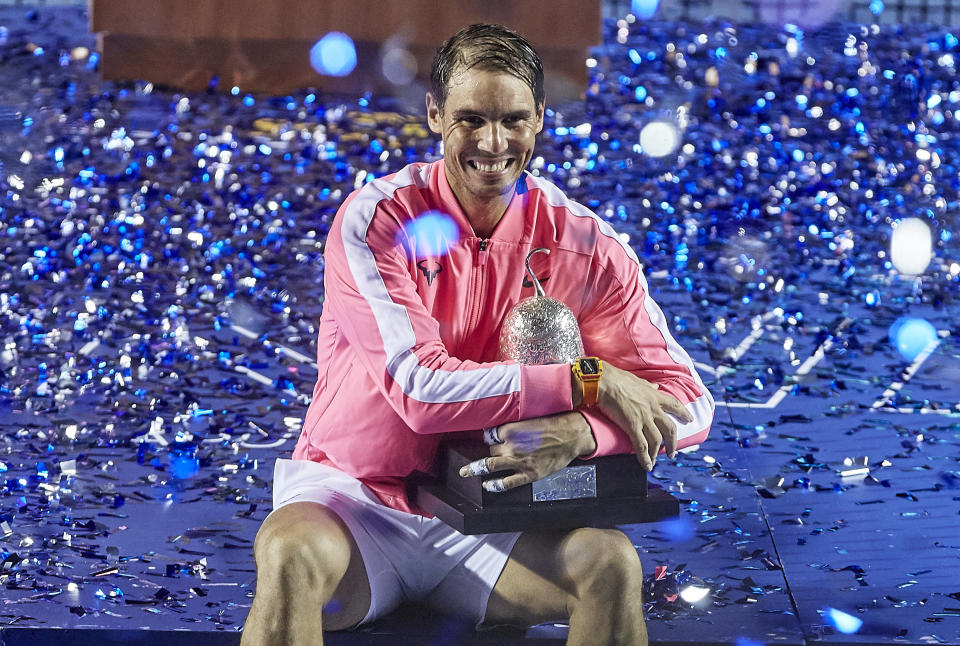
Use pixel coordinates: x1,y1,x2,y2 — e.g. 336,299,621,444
341,161,434,218
333,162,438,248
523,172,642,272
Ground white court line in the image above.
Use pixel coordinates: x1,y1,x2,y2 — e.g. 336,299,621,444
874,406,960,416
694,361,736,378
871,338,940,409
694,361,718,376
870,331,956,415
233,364,311,406
726,310,781,363
716,318,852,409
234,364,275,387
694,310,781,377
231,323,318,368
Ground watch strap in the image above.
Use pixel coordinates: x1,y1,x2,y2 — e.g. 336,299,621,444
573,357,602,408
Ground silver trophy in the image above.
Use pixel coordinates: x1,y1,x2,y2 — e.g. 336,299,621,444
498,247,595,503
413,248,676,533
498,247,583,366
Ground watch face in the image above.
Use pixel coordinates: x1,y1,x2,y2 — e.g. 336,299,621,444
579,357,601,375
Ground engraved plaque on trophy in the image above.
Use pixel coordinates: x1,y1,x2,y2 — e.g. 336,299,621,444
413,248,679,534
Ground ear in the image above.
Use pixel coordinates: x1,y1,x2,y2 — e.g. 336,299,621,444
534,101,545,134
425,92,443,135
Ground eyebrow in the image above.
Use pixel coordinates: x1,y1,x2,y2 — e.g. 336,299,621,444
451,109,533,121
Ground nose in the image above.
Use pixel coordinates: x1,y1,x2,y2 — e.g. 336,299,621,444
477,121,508,155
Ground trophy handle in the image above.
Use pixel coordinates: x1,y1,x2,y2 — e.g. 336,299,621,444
525,247,550,297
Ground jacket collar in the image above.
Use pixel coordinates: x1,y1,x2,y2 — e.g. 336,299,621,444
434,159,529,243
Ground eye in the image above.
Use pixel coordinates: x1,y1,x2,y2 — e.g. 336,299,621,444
461,116,484,126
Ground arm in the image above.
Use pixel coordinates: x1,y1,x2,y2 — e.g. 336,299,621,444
323,178,573,434
574,240,715,462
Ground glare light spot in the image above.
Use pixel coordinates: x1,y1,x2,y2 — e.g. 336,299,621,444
679,584,710,603
890,218,932,275
382,47,417,85
888,317,938,361
398,211,460,259
639,121,680,157
631,0,660,19
310,32,357,77
655,516,696,542
822,607,863,634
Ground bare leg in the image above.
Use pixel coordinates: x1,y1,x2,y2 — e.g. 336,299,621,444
484,528,647,646
241,502,371,646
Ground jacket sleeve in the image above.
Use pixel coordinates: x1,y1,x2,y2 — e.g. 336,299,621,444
323,181,572,435
575,242,715,457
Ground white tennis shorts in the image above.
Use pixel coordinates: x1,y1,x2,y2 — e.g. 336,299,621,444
269,458,522,626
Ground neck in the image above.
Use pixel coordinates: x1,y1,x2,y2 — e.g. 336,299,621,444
463,193,512,239
445,175,515,240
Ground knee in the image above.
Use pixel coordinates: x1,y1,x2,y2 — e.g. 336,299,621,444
253,508,352,596
565,529,643,593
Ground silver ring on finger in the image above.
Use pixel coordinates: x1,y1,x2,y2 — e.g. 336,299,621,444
468,457,492,477
482,426,503,446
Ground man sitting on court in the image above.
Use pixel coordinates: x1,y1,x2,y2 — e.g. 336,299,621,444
241,23,714,646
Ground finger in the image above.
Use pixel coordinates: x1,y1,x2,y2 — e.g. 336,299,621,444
660,394,694,424
647,428,663,469
629,414,653,472
460,457,493,478
657,412,679,458
485,472,534,492
642,410,661,470
482,478,506,493
460,456,523,478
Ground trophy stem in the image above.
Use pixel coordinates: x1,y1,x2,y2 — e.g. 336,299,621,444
525,247,550,297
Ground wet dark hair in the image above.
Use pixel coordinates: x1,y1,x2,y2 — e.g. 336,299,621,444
430,23,545,112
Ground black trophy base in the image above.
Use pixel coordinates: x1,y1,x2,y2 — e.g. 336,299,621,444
414,482,679,534
411,442,680,534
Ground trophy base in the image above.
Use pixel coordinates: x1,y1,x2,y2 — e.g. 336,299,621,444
413,482,679,534
411,442,680,534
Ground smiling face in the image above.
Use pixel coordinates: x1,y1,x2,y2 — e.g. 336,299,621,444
426,67,544,228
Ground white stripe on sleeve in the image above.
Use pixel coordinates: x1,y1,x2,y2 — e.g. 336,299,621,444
527,173,715,435
340,163,523,404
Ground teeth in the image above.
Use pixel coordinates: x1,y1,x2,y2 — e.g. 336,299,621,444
472,160,509,173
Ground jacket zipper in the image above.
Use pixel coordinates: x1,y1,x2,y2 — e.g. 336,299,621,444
464,239,489,343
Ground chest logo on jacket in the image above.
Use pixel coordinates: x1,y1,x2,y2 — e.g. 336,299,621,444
522,274,550,289
417,260,443,286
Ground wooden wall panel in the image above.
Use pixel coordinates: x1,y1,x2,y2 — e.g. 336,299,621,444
90,0,601,101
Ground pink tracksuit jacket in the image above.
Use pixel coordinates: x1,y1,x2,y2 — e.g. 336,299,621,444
292,159,714,514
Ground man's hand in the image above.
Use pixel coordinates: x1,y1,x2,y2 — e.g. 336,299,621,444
459,412,596,493
594,363,694,471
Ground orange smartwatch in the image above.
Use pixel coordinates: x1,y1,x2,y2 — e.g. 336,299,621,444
572,357,603,408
